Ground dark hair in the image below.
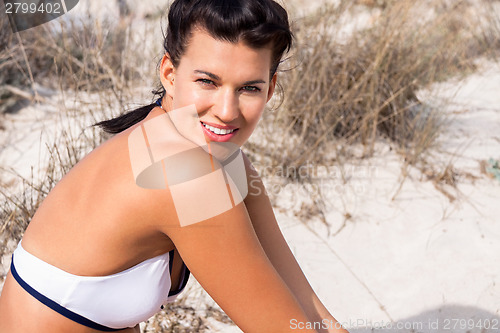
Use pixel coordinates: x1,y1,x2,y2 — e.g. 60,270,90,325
95,0,292,134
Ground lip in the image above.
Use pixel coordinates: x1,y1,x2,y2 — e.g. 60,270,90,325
200,121,239,130
200,121,239,142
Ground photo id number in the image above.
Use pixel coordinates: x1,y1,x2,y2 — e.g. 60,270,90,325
5,2,62,14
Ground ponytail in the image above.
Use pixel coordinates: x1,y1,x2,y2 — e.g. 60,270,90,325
94,96,163,134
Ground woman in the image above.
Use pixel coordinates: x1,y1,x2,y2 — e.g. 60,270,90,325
0,0,348,332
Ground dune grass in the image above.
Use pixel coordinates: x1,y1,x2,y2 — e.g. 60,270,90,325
254,0,500,173
244,0,500,219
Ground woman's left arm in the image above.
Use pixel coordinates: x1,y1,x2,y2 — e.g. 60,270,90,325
242,152,349,333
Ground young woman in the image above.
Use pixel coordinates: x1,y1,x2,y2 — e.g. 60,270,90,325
0,1,348,332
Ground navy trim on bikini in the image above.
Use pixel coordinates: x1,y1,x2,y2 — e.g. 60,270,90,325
167,250,191,297
10,255,125,332
169,267,191,296
168,249,174,274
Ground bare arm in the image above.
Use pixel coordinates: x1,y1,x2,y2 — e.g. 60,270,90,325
242,152,349,333
157,163,319,332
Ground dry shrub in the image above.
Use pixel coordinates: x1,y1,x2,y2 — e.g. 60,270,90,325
0,14,43,113
251,0,500,178
0,9,157,114
241,0,500,224
0,175,44,259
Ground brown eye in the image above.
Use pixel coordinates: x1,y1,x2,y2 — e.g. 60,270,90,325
241,86,261,92
197,79,215,86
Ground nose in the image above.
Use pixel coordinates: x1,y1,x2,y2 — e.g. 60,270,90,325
212,88,239,123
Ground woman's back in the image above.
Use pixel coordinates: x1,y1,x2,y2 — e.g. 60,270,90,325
0,109,185,332
21,109,176,276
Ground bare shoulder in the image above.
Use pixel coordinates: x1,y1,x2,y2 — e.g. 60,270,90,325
21,110,178,273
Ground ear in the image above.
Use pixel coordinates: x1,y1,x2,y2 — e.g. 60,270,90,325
160,53,176,99
266,73,278,103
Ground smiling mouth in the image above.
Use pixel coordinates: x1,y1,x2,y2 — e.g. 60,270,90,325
201,122,238,135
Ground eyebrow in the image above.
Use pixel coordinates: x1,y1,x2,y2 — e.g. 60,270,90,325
194,70,266,85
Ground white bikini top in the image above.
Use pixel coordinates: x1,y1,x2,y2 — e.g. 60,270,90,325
11,241,190,330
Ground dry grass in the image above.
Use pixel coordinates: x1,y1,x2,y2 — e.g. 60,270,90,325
258,0,500,170
244,0,500,219
0,9,159,114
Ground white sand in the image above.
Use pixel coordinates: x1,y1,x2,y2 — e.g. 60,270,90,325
271,59,500,332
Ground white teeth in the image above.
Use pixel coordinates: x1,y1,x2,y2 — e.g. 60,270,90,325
202,122,236,135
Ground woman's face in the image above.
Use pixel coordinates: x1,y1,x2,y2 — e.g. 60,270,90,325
160,28,276,147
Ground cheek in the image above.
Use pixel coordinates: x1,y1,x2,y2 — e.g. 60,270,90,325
173,83,211,111
242,99,266,125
